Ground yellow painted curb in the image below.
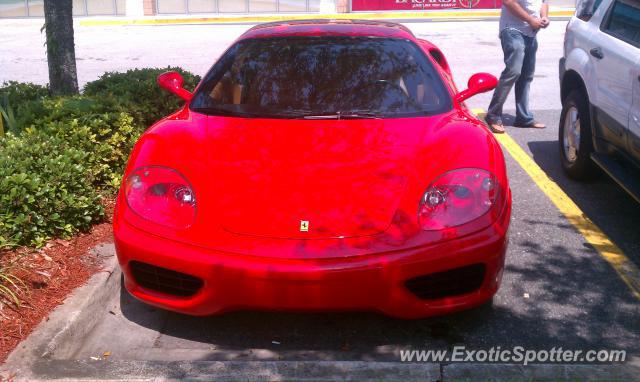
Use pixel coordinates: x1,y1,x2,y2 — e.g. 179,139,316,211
470,108,640,300
79,9,574,26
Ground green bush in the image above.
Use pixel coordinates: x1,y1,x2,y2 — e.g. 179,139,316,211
83,67,200,127
27,107,141,191
13,94,124,130
15,96,142,191
1,67,197,249
0,131,105,248
0,81,49,107
0,97,140,248
0,81,50,135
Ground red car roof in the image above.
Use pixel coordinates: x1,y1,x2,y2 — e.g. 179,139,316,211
239,19,416,40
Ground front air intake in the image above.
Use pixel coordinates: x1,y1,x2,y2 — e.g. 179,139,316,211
130,261,203,297
405,264,486,300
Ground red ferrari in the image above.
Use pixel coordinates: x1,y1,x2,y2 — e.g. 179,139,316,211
114,20,511,319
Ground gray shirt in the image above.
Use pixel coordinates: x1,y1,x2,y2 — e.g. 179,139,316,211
499,0,548,37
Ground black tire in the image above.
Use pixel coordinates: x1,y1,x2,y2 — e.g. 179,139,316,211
559,89,596,180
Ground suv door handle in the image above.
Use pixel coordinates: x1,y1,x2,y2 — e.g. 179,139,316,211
590,47,604,59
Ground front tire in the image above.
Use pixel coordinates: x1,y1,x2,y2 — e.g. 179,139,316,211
559,90,595,179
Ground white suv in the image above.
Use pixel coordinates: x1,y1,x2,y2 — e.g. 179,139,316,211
559,0,640,202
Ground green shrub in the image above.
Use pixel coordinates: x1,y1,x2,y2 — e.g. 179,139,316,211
0,81,50,135
11,95,123,130
83,67,200,127
27,110,141,191
1,66,198,249
13,96,142,191
0,97,140,248
23,95,118,124
0,131,105,248
0,81,49,106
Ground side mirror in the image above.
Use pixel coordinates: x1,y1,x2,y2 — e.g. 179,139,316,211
157,71,193,101
455,73,498,104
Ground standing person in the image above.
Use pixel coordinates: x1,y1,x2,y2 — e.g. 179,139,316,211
485,0,550,134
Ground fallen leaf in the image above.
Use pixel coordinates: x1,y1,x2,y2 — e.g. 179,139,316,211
35,271,51,278
56,239,71,247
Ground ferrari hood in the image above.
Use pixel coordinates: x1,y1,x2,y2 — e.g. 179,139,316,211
205,116,428,239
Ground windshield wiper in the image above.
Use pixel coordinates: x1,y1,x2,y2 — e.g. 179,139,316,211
191,107,383,120
190,106,261,118
303,110,383,120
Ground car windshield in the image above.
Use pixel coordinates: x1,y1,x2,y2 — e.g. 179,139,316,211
190,36,452,119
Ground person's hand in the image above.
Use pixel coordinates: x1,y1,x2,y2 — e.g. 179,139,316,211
528,16,544,30
540,17,550,28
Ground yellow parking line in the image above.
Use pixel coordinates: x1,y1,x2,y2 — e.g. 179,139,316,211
78,9,574,27
470,108,640,300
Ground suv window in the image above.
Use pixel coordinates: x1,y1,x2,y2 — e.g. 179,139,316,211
602,0,640,47
190,36,452,119
576,0,604,21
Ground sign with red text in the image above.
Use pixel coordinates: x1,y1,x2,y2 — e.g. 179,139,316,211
351,0,501,11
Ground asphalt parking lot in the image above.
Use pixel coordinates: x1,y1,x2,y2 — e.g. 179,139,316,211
1,16,640,380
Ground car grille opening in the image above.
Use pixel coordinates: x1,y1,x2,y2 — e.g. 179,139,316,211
405,264,486,300
129,261,203,297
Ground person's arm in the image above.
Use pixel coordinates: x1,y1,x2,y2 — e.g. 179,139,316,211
503,0,544,30
540,1,550,28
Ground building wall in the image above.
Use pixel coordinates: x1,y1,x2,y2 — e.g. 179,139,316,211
143,0,157,14
0,0,126,17
154,0,322,13
0,0,330,17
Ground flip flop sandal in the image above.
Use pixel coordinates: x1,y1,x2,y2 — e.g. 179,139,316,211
487,122,506,134
484,117,506,134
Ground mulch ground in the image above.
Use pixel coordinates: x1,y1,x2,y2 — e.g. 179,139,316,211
0,200,115,364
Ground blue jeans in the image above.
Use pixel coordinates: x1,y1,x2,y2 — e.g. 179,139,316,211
486,28,538,126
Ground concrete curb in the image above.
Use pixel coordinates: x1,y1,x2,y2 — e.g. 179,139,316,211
444,362,640,381
42,244,120,359
29,360,442,381
1,243,121,380
77,9,575,26
10,359,640,381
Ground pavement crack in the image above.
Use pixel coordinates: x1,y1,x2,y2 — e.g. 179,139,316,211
151,311,171,348
438,362,446,382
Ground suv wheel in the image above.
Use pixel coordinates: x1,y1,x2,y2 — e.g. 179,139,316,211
559,90,595,179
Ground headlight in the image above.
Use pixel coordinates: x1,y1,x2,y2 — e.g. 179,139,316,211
418,168,502,231
124,166,196,229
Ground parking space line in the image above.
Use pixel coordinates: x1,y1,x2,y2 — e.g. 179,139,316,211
471,108,640,300
78,10,574,27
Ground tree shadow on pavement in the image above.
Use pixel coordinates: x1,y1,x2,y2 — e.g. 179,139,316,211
527,140,640,265
119,229,640,362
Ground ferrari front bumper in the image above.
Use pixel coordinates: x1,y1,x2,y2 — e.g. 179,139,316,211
115,205,509,319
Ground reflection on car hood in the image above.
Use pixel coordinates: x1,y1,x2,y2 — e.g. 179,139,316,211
205,116,426,239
